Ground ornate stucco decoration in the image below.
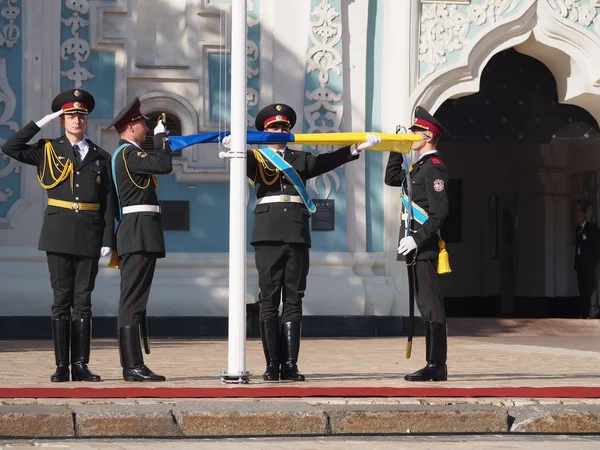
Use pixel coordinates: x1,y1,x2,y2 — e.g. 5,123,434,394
0,0,19,47
547,0,600,31
61,0,94,87
246,0,260,129
0,56,21,208
304,0,343,199
419,0,522,81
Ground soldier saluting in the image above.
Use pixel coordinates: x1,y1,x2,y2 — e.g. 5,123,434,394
385,106,451,382
2,89,113,382
108,97,172,382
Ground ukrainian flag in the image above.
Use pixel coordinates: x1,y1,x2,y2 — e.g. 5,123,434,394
168,131,420,154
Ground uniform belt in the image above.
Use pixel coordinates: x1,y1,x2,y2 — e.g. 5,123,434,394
122,205,161,214
255,195,303,206
48,198,100,211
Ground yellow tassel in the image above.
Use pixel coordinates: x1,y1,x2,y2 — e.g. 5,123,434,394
437,238,452,274
108,251,119,269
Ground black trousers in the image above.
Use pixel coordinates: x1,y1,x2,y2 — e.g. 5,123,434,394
46,252,99,320
254,243,310,322
118,252,157,328
414,257,446,324
577,267,600,318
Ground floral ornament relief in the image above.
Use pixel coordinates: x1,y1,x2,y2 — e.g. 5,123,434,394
60,0,94,87
547,0,600,33
0,0,20,48
419,0,521,81
304,0,343,199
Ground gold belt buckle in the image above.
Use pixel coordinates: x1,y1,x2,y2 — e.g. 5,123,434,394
72,202,80,211
281,195,290,202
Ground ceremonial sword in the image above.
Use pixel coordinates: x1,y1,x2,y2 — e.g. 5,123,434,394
397,125,417,359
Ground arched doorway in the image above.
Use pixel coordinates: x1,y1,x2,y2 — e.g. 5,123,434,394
435,48,600,318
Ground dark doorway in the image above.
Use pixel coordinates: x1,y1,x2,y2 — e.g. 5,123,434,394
433,48,600,318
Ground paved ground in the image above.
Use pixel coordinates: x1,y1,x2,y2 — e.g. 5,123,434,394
0,318,600,437
0,318,598,389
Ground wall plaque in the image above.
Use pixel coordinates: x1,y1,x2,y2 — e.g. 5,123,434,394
311,199,335,232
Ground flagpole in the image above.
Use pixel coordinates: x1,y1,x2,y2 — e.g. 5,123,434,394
220,0,249,383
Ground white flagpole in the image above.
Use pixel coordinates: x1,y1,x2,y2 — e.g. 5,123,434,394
221,0,249,383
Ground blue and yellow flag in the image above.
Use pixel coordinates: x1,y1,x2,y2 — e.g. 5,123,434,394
168,131,420,154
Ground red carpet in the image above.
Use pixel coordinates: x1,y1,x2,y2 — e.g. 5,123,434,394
0,386,599,398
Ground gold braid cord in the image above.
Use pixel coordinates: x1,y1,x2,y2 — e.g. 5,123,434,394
37,141,74,191
122,148,157,189
252,149,280,185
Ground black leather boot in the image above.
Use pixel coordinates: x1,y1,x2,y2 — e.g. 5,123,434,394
71,318,101,382
280,321,305,381
50,318,70,382
405,321,448,382
260,318,280,381
119,324,165,382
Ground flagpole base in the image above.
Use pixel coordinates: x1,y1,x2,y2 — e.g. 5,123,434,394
220,371,250,384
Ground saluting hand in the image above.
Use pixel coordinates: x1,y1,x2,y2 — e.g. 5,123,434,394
35,109,64,129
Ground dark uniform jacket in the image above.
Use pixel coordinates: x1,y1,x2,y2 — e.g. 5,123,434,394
112,134,172,258
385,151,449,260
248,145,358,247
574,221,600,271
1,121,113,257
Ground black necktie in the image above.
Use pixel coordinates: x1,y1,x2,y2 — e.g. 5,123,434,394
73,144,81,165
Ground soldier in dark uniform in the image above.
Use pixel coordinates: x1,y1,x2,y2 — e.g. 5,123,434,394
384,106,450,382
2,89,113,382
107,97,172,382
224,103,380,381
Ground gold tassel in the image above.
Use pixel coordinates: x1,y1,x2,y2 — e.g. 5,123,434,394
437,238,452,274
108,251,119,269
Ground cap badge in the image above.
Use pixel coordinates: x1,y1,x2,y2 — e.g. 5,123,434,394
73,102,81,108
275,105,282,111
276,115,282,120
73,90,80,97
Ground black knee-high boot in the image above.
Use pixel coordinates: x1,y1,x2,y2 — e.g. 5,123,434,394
118,324,165,382
71,318,101,382
404,321,447,382
280,321,305,381
50,318,70,382
260,318,280,381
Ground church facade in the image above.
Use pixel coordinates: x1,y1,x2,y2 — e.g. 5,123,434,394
1,0,599,335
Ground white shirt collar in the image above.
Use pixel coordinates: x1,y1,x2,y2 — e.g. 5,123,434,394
124,139,141,149
417,149,438,162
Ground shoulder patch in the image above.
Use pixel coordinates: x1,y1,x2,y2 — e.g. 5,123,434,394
433,179,445,192
431,157,442,165
136,151,148,158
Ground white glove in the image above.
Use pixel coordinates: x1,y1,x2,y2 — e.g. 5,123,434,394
357,134,382,151
35,110,64,129
100,247,111,257
154,120,167,135
397,236,418,255
221,135,232,149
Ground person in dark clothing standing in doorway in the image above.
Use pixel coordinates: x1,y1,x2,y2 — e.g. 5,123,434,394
222,103,380,381
574,208,600,319
385,106,450,382
108,97,172,382
2,89,113,382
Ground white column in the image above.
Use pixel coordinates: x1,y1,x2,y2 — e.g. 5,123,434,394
222,0,248,383
381,0,420,315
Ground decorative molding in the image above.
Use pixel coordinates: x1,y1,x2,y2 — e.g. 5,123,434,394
246,0,260,128
418,0,522,81
0,0,20,47
547,0,600,29
61,0,95,87
303,0,344,199
0,59,18,132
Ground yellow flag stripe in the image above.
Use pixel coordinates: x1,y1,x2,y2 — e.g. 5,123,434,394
292,132,421,154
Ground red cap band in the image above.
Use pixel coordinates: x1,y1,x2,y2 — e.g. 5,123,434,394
61,101,89,114
413,118,442,137
264,115,291,129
